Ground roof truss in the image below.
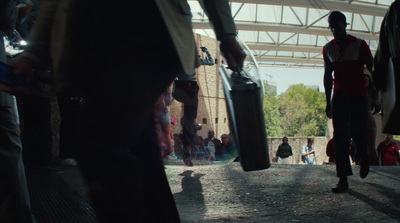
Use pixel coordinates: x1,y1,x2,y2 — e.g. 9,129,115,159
190,0,391,67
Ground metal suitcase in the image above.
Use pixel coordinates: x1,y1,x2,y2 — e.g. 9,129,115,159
219,66,270,171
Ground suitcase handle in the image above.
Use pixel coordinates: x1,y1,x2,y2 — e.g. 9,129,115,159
231,71,252,85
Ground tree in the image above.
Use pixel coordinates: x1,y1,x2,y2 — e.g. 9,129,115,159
278,84,327,136
262,84,327,137
263,85,283,137
279,89,307,136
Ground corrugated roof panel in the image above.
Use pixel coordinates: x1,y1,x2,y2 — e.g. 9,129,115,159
255,5,282,23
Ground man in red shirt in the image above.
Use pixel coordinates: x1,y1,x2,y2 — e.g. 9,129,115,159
323,11,373,193
377,134,400,166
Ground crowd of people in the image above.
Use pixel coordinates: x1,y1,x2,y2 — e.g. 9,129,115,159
161,127,236,163
274,134,400,167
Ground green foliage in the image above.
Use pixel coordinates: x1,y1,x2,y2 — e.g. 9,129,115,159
263,84,327,137
263,85,283,137
279,91,307,136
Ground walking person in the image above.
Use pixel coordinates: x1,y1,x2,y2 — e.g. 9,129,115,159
0,0,34,222
9,0,246,221
323,11,373,193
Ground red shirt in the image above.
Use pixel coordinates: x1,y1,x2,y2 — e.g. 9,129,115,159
326,139,335,163
323,35,372,95
377,141,400,166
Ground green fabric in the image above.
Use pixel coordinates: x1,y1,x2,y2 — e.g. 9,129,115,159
276,143,293,158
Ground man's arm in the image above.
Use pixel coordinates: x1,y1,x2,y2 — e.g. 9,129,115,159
275,146,281,157
302,151,315,157
288,145,293,156
360,40,374,74
200,0,246,71
324,60,334,119
364,55,374,74
198,0,236,40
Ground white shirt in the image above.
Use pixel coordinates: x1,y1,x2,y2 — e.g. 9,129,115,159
302,145,316,165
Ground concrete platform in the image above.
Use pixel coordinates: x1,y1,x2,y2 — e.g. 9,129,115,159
165,163,400,222
30,163,400,222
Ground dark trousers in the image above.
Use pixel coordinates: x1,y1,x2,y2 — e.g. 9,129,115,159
72,2,182,220
0,92,33,223
182,100,198,147
332,94,369,177
19,95,52,168
173,80,199,147
76,66,180,222
367,114,379,165
57,95,82,160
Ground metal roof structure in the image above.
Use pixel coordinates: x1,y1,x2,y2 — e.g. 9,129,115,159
189,0,394,68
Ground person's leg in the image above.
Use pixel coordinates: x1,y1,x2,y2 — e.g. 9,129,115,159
332,95,353,178
182,106,196,146
18,95,52,169
367,114,379,165
77,68,180,222
28,96,52,167
57,95,81,163
182,104,198,166
18,96,38,169
351,95,369,178
0,93,33,222
161,123,174,155
155,122,165,157
331,94,352,193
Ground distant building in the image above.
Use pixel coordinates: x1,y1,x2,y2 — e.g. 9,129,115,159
264,80,277,95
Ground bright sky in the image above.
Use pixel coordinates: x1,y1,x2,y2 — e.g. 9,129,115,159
259,67,325,95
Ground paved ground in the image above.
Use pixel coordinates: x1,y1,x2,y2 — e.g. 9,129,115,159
165,163,400,223
45,162,400,223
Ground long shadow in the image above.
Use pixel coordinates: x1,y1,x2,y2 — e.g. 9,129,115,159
369,167,400,181
347,188,400,221
174,170,207,221
364,182,400,205
315,165,400,220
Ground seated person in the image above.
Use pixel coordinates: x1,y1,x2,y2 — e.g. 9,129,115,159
204,130,222,160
